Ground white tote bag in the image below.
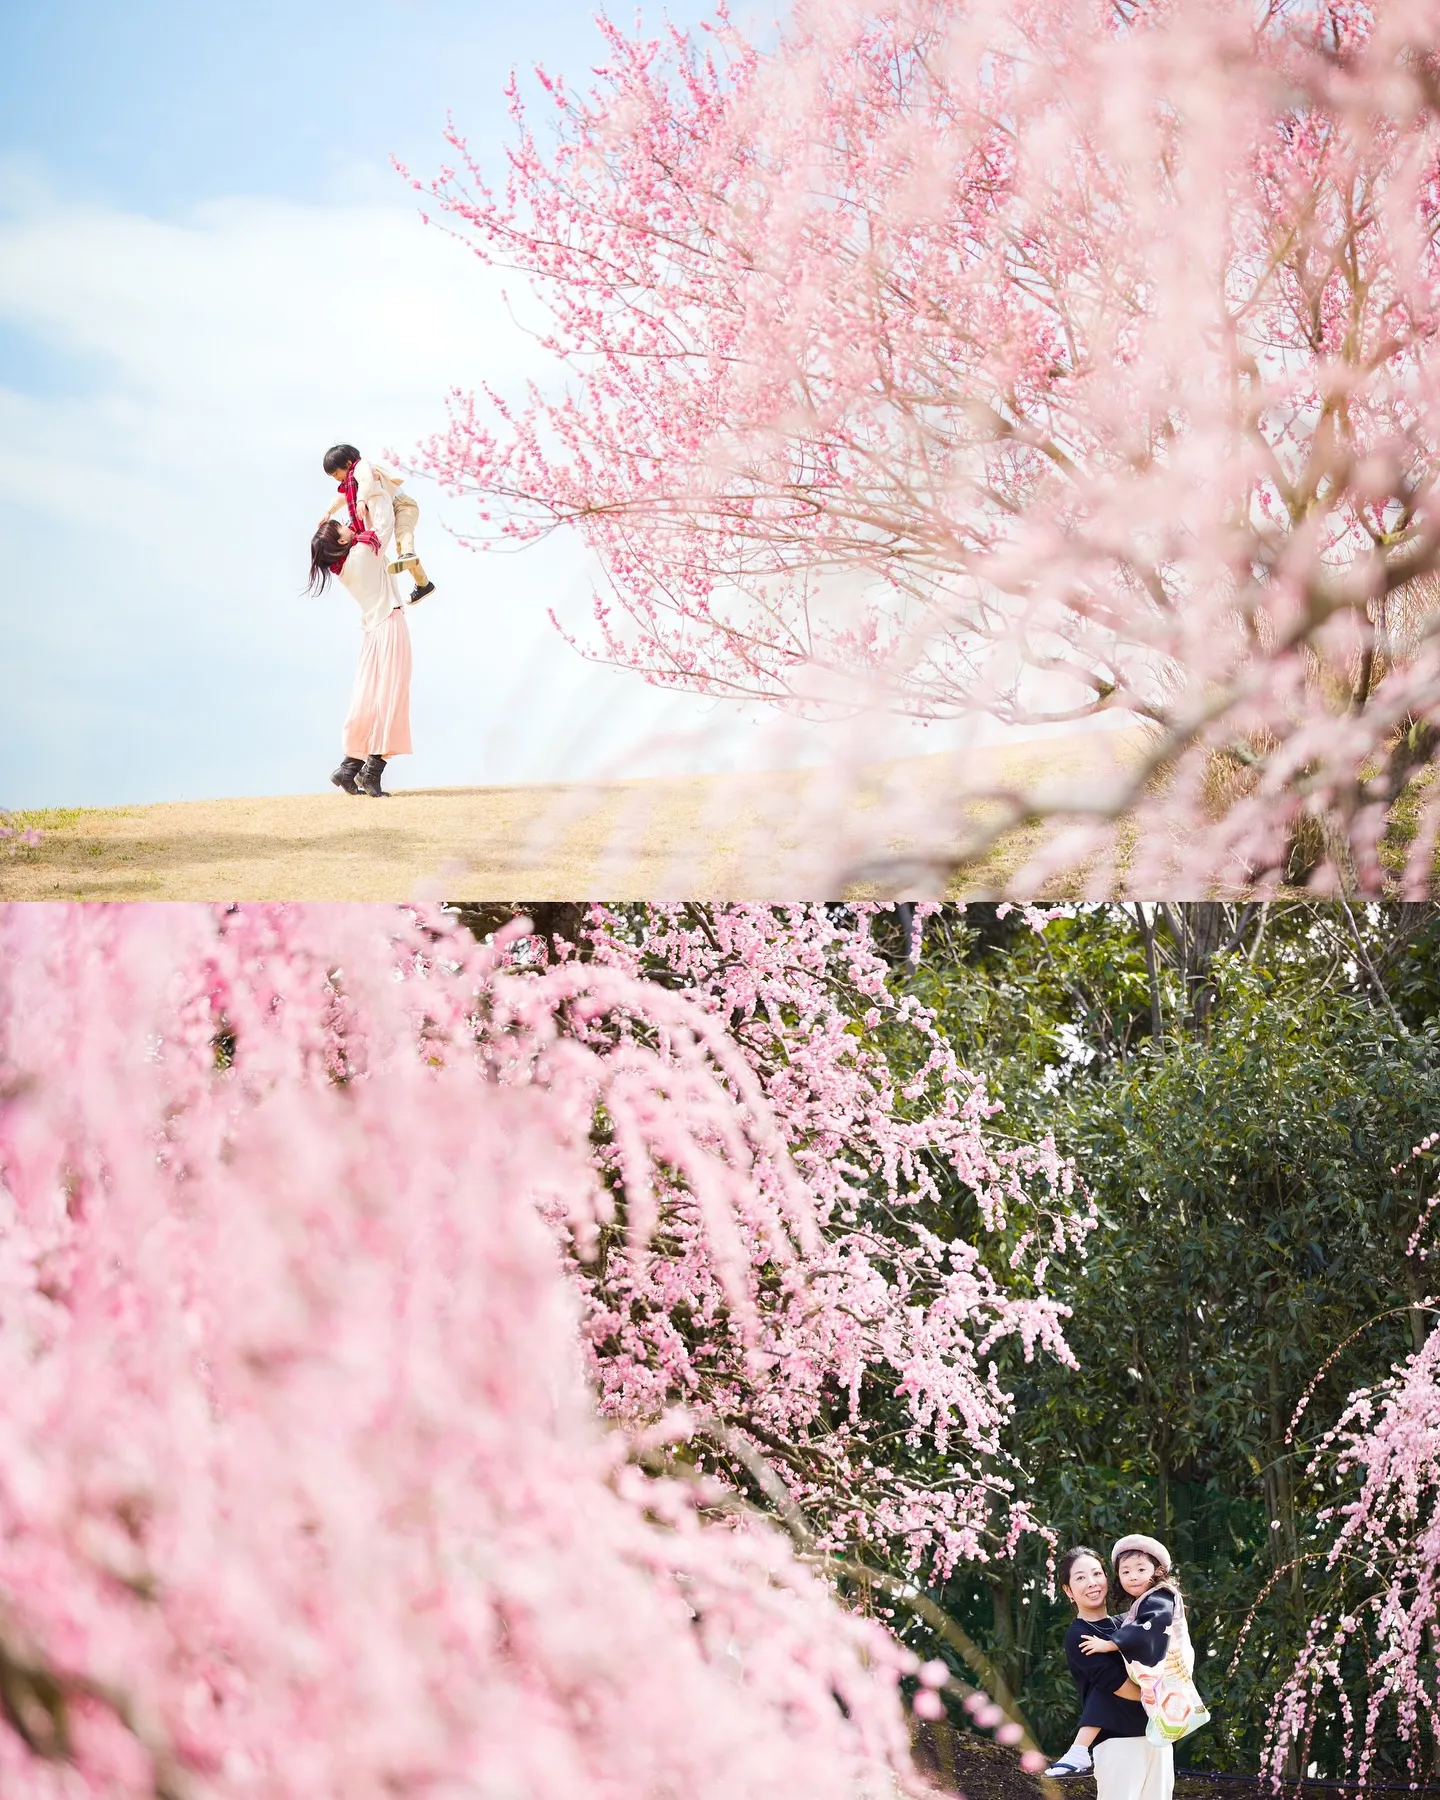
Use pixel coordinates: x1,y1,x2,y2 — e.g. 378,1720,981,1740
1124,1590,1211,1746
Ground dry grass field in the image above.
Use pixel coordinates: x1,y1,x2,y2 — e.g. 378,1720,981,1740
1,731,1149,901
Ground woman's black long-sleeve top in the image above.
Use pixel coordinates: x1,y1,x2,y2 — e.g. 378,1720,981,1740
1064,1617,1147,1741
1114,1586,1178,1669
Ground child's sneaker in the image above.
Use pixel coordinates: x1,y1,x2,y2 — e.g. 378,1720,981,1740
408,582,435,605
387,553,419,574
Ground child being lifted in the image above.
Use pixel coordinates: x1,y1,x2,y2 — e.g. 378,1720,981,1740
319,444,435,605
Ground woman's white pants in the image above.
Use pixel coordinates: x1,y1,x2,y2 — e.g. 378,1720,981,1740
1093,1736,1174,1800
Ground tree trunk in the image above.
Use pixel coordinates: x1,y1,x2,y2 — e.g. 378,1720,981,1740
987,1573,1020,1695
1154,903,1235,1030
1405,1262,1430,1355
1182,904,1226,1027
1135,904,1165,1047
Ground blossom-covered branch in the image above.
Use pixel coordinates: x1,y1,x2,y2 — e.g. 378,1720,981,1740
0,902,1078,1795
411,0,1440,892
564,903,1090,1584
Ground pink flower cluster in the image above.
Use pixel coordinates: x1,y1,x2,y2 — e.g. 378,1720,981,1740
0,812,41,856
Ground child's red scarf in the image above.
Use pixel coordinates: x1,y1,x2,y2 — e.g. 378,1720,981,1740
337,469,382,560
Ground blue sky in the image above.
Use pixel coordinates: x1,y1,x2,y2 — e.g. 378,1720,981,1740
0,0,989,809
3,1,677,216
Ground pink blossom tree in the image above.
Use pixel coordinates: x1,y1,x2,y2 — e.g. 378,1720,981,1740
1263,1320,1440,1783
1263,1141,1440,1782
410,0,1440,894
0,901,1059,1797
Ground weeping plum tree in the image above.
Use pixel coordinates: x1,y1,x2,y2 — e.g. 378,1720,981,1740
568,903,1090,1585
0,902,1064,1798
411,0,1440,894
1265,1139,1440,1785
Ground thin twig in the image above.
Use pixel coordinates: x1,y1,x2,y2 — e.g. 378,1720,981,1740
1338,901,1407,1034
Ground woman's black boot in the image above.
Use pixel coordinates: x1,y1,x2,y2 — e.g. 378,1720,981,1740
357,755,389,797
331,757,365,795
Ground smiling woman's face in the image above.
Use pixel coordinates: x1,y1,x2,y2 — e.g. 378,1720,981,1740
1063,1555,1109,1611
1117,1551,1159,1597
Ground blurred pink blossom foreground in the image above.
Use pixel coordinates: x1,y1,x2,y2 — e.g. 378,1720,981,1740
0,904,945,1799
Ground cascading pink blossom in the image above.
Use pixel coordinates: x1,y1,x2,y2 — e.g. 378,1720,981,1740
565,903,1090,1582
1265,1327,1440,1782
1265,1152,1440,1783
0,903,945,1798
408,0,1440,894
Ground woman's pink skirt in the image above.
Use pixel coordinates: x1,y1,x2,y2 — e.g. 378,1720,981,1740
343,608,412,758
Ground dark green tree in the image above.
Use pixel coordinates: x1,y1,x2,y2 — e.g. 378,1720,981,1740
897,905,1440,1775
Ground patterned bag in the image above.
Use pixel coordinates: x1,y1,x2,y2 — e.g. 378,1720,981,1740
1124,1591,1212,1746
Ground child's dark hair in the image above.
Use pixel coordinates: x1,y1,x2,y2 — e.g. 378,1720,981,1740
323,443,361,476
1057,1546,1105,1594
308,520,350,595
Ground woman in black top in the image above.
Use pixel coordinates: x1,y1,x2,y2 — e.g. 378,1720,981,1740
1082,1535,1181,1800
1044,1546,1147,1778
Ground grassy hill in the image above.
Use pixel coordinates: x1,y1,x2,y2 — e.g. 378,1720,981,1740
1,734,1146,901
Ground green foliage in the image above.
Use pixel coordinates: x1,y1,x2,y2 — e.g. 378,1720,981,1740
3,809,85,831
885,905,1440,1774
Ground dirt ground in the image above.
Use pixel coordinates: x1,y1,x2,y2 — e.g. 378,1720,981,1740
926,1732,1368,1800
2,732,1147,901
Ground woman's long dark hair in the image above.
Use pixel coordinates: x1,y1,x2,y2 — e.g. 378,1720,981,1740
308,520,349,595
